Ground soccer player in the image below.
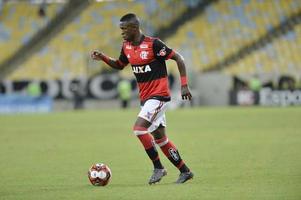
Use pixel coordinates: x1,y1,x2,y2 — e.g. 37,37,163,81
91,13,194,184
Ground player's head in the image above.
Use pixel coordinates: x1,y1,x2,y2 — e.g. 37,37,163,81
119,13,140,42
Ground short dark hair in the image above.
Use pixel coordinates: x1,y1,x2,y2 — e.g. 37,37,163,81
120,13,140,26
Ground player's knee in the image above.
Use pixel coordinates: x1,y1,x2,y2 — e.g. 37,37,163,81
151,125,166,140
133,125,148,136
154,135,169,147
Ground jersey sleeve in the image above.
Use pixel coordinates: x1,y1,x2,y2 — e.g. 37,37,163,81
153,39,175,61
118,46,129,67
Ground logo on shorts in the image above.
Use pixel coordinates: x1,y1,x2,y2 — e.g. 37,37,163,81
145,111,152,120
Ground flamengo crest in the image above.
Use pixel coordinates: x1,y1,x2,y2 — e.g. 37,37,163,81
168,148,179,161
140,51,149,59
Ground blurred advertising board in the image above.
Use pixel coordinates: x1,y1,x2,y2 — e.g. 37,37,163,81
230,88,301,106
0,95,52,114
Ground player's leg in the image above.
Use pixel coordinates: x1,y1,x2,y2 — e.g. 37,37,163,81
151,123,194,183
151,126,190,172
133,117,165,170
133,102,167,184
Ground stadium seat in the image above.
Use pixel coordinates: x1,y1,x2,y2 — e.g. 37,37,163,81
6,0,189,80
3,0,301,79
165,0,301,76
0,2,61,67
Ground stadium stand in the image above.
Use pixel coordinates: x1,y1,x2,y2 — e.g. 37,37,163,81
1,0,200,80
0,0,90,80
142,0,189,34
224,23,301,76
166,0,301,76
0,2,62,64
1,0,301,80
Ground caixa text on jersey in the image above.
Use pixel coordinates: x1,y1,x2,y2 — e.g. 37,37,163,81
132,65,152,74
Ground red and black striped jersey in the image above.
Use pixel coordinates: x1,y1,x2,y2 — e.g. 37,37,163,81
118,35,175,102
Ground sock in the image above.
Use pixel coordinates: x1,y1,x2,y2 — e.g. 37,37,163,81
155,136,190,173
137,133,164,169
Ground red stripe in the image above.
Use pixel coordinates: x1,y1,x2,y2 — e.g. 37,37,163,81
150,101,163,122
130,59,156,66
155,136,167,144
137,134,154,149
153,155,159,161
177,160,184,169
133,126,148,131
180,76,188,86
166,50,175,60
117,59,127,67
138,77,170,101
101,55,110,63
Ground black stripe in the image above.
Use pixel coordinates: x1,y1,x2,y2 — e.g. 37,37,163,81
146,147,158,160
167,149,182,166
132,60,167,83
141,96,171,106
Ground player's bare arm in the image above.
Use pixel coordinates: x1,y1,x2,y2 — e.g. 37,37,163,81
91,50,124,70
171,52,193,100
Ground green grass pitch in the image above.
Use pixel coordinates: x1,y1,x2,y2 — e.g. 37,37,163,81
0,107,301,200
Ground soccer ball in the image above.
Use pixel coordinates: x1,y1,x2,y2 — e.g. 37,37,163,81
88,163,112,186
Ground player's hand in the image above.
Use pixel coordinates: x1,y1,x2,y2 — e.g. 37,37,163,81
181,85,192,100
91,50,103,61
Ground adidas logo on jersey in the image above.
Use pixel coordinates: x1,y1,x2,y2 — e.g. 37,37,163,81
132,65,152,73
